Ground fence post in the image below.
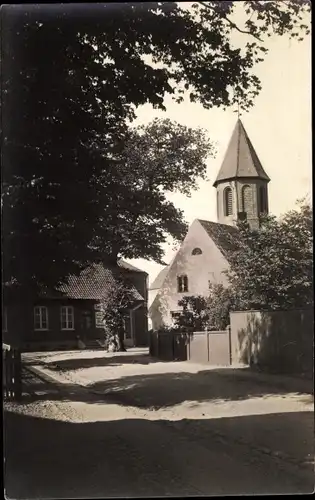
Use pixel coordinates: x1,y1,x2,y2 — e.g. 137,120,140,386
14,349,22,400
227,325,232,365
206,329,210,363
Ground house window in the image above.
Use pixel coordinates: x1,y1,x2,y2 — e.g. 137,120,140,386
94,304,105,328
171,311,181,324
60,306,74,330
34,306,49,331
242,185,251,213
177,275,188,293
3,307,8,332
191,247,202,256
259,186,267,213
224,187,233,216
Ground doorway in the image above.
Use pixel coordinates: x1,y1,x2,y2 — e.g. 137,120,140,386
123,312,134,347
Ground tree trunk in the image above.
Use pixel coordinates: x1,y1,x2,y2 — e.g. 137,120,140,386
105,324,126,353
117,326,126,352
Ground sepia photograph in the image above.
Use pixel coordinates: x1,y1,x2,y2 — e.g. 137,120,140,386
1,1,313,498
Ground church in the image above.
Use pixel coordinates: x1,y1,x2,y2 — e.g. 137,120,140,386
149,119,271,331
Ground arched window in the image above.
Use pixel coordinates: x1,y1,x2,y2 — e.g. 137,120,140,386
242,185,251,213
177,275,188,293
191,248,202,256
224,187,233,216
259,186,267,213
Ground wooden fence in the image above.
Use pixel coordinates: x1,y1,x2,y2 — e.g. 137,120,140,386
149,328,232,366
3,343,22,401
149,331,188,361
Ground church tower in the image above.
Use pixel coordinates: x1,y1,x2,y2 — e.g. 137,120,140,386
213,119,270,229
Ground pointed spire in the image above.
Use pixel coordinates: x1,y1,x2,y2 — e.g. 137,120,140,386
213,119,270,187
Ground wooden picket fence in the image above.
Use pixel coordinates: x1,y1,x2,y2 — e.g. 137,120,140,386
3,343,22,401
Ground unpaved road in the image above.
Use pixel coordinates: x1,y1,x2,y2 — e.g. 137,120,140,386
4,349,314,498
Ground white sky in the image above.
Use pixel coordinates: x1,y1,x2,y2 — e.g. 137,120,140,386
125,12,312,286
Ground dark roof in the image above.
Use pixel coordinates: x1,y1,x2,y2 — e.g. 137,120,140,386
3,264,145,303
213,119,270,187
118,260,148,274
48,263,144,301
149,266,169,290
3,260,146,302
198,220,240,261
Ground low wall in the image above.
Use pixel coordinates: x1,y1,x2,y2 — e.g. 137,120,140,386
230,308,314,376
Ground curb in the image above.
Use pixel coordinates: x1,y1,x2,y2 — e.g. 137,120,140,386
25,365,66,389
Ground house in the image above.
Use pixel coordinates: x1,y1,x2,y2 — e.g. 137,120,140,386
2,260,148,351
149,118,270,330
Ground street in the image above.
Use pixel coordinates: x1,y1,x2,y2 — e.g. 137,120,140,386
4,349,314,497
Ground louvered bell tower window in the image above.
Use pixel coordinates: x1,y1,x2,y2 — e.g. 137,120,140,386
224,187,233,216
242,185,251,213
259,186,267,213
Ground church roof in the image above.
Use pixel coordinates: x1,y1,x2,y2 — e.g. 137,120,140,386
198,220,240,261
213,119,270,187
149,266,169,290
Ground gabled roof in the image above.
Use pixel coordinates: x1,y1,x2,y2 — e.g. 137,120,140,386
213,119,270,187
118,259,148,274
198,219,239,261
54,263,144,301
4,263,145,303
149,266,169,290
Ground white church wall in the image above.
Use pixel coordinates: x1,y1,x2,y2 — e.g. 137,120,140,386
149,219,230,330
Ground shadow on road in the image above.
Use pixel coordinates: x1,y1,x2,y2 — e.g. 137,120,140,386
4,408,314,499
44,352,162,371
88,369,314,407
20,365,314,409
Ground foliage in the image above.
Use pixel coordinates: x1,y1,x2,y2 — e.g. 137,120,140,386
226,200,313,311
101,278,136,352
173,285,236,331
206,283,237,330
173,295,210,331
89,118,214,264
1,3,310,290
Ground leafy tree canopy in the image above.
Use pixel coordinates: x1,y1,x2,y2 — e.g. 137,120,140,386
1,2,310,290
226,199,313,311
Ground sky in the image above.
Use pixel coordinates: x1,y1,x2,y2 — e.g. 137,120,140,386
125,8,312,286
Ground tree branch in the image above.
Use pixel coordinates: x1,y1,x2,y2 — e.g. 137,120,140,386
199,1,263,41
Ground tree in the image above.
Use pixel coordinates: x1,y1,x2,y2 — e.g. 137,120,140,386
90,118,214,264
174,284,237,332
101,278,136,352
226,200,313,311
206,283,237,330
174,295,210,331
1,2,310,290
